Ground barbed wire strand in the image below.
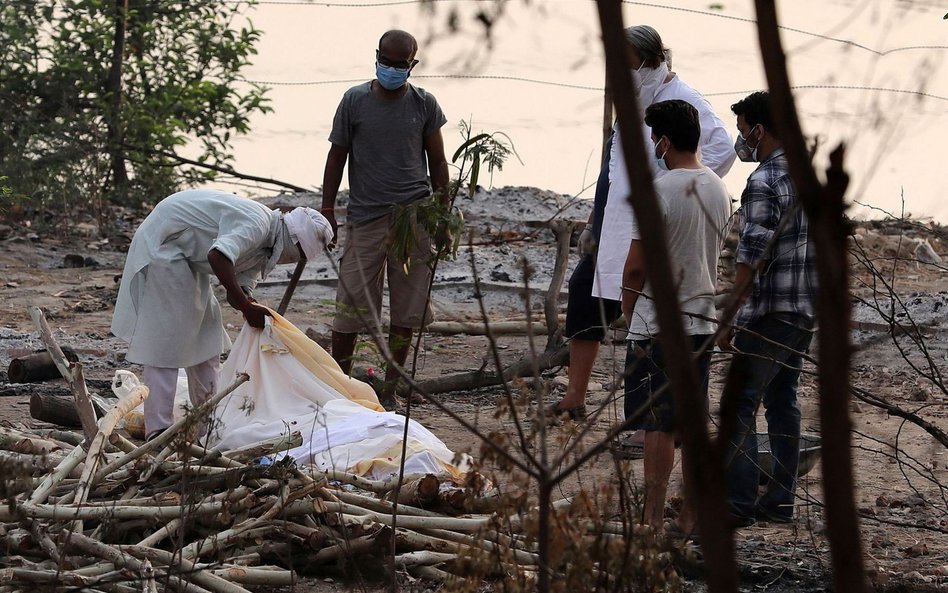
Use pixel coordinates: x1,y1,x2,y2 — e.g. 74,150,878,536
238,74,948,104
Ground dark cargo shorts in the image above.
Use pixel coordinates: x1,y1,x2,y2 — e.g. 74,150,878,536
623,334,712,433
564,255,621,341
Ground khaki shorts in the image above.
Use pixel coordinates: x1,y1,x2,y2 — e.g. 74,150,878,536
333,212,434,333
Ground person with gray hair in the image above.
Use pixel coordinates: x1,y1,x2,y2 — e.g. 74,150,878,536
112,189,333,441
585,25,736,458
624,24,672,70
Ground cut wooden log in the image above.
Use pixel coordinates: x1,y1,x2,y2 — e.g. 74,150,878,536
29,393,82,428
32,428,84,447
0,427,63,455
7,348,79,383
425,320,549,336
222,432,304,462
211,566,296,586
414,343,569,395
388,473,440,507
437,487,467,512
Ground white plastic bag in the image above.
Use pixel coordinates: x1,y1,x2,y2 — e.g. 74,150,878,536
112,369,190,439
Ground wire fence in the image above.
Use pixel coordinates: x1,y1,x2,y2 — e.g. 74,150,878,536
238,73,948,105
220,0,948,57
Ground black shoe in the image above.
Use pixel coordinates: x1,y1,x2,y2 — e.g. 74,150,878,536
756,507,793,524
728,513,756,529
145,428,167,442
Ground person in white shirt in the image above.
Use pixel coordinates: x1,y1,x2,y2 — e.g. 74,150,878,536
595,24,736,459
620,100,732,538
111,189,333,440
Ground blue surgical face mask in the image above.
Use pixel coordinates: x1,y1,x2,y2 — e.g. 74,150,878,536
654,137,670,171
376,62,409,90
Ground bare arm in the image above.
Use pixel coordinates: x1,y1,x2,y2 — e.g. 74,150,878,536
716,262,755,350
621,239,647,323
321,143,349,246
207,248,269,328
424,128,450,206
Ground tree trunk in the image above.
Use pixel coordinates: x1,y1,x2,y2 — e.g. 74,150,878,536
413,343,568,395
106,0,130,192
594,4,739,593
544,220,576,351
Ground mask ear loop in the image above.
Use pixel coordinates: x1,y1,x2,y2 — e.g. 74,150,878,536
748,125,763,150
655,136,666,159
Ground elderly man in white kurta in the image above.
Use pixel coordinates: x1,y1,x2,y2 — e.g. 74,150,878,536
593,25,736,303
112,189,333,440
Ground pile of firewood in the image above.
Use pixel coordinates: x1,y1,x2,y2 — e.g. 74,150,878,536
0,307,543,591
0,372,536,592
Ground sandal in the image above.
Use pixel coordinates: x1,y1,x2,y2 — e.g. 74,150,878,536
613,433,646,459
543,401,587,422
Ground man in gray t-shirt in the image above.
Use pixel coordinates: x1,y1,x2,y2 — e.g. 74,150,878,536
321,29,449,409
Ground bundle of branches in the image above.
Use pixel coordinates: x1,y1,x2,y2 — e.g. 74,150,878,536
0,373,561,592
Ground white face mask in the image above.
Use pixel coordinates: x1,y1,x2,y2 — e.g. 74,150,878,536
633,61,669,106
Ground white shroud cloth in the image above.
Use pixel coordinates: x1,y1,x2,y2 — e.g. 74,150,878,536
209,311,469,482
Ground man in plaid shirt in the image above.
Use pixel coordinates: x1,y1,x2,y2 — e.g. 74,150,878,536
717,91,817,527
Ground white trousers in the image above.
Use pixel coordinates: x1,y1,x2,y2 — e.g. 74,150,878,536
143,356,221,440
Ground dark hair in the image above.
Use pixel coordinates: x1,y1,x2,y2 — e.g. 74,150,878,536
731,91,774,133
379,30,418,55
644,99,700,153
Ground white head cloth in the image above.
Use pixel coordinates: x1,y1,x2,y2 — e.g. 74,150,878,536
283,207,333,260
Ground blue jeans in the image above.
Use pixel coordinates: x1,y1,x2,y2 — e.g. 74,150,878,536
726,313,814,521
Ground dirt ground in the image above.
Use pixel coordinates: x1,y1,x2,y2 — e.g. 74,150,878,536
1,187,947,592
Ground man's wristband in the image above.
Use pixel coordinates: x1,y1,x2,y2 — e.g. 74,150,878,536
320,207,334,213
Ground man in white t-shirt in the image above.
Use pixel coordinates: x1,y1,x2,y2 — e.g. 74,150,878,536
620,100,732,538
590,25,734,459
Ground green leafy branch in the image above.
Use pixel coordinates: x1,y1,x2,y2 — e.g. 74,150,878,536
0,176,25,215
388,119,520,267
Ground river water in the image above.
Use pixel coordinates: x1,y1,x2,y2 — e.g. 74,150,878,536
222,0,947,223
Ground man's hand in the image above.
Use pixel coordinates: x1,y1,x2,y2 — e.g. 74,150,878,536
435,223,453,255
226,291,270,329
324,210,338,250
716,326,736,351
578,226,597,257
241,301,271,329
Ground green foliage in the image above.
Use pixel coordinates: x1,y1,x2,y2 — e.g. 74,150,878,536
0,176,28,216
451,119,520,198
388,120,519,267
0,0,270,213
389,198,465,268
